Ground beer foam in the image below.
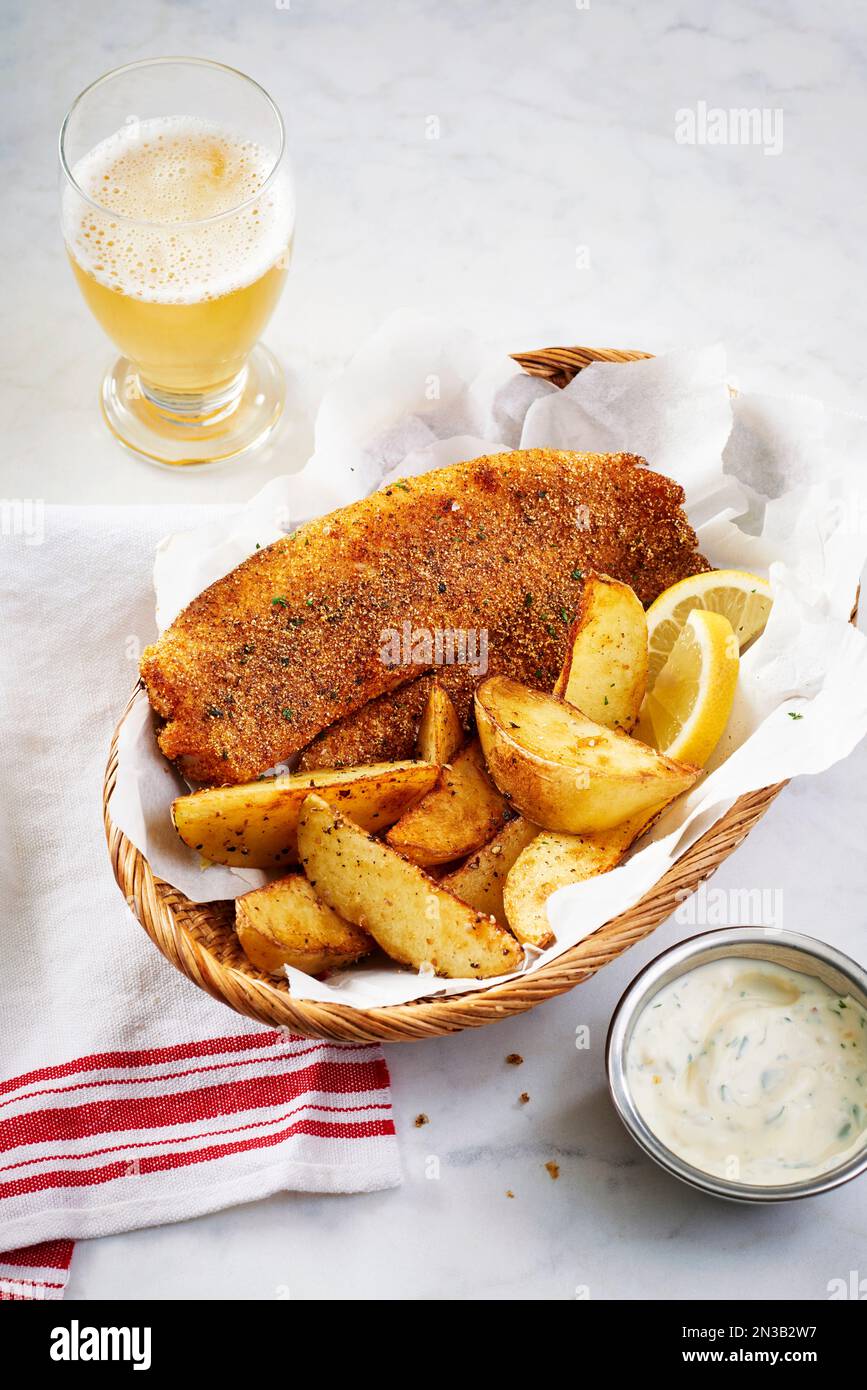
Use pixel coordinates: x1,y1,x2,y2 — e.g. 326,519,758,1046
62,116,293,304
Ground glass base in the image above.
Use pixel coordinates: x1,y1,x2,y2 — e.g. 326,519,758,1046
100,344,285,468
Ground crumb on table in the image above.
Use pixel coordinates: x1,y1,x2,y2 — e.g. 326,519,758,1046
519,1091,530,1104
506,1053,524,1066
414,1113,429,1128
545,1161,560,1181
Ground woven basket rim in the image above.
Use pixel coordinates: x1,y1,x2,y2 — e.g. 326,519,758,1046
101,344,801,1042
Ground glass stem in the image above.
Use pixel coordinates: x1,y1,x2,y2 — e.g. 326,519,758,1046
138,366,250,426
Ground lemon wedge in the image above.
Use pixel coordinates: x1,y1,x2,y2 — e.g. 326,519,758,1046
640,609,739,767
646,569,771,691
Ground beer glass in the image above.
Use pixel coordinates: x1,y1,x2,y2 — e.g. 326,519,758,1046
60,59,294,467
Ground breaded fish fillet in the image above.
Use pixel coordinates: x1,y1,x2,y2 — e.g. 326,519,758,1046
298,676,439,771
141,449,709,784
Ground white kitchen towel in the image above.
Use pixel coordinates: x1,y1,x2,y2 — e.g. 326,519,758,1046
0,505,400,1295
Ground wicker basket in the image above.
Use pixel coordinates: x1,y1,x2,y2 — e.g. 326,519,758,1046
103,345,790,1043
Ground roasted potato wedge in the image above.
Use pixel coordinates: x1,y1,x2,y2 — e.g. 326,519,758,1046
475,676,699,834
235,874,373,977
298,794,524,979
416,680,464,765
441,816,539,925
172,760,438,869
385,740,510,867
502,813,654,948
553,571,648,732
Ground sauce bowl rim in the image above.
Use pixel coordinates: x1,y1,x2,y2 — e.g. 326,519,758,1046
605,927,867,1203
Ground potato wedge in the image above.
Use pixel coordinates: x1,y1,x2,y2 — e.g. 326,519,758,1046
503,813,653,948
235,874,373,977
385,740,510,867
553,571,648,732
441,816,539,925
298,794,524,979
446,583,647,921
475,676,699,833
416,680,464,764
172,760,438,869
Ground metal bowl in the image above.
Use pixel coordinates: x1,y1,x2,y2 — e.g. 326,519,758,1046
606,927,867,1203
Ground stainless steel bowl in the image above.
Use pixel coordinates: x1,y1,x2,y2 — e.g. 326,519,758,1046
606,927,867,1203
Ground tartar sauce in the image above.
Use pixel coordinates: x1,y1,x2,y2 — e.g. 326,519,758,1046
627,957,867,1185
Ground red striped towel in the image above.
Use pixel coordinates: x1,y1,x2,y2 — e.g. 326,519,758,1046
0,1241,75,1301
0,509,400,1297
0,1034,398,1297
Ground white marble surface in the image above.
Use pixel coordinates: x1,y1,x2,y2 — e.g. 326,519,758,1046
2,0,867,1299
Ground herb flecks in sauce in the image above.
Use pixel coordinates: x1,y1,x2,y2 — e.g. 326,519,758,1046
627,958,867,1186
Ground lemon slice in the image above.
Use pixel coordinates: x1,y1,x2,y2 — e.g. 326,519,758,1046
646,570,771,691
641,609,739,767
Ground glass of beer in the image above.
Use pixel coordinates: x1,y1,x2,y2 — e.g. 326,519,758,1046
60,58,294,468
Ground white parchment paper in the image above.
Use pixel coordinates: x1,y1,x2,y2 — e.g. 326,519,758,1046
109,311,867,1006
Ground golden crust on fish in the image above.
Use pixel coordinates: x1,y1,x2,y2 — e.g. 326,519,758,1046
298,676,439,771
141,449,709,784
